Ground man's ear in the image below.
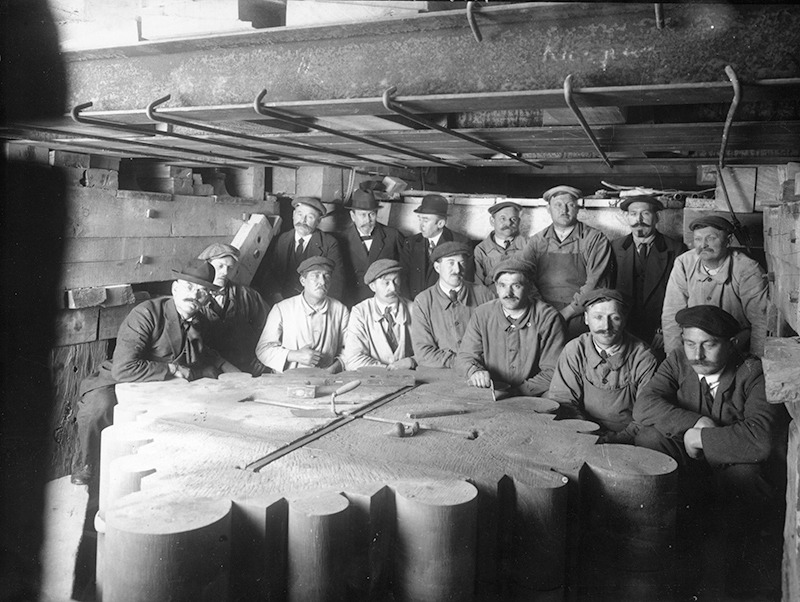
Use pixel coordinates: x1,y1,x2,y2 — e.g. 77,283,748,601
171,281,179,296
433,260,442,275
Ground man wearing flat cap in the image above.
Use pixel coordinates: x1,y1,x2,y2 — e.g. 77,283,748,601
547,288,658,442
633,305,787,596
71,259,241,485
197,243,270,375
521,185,614,340
662,214,767,356
611,195,687,356
343,259,416,370
256,256,349,373
474,201,530,287
254,196,344,303
412,241,496,368
339,188,405,306
456,257,565,396
401,194,474,300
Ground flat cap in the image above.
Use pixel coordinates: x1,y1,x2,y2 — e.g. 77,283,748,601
430,241,472,264
172,259,220,291
618,195,665,212
197,242,240,262
297,256,335,275
348,188,381,211
291,196,326,216
676,305,740,338
543,185,582,203
689,215,734,233
488,201,522,215
364,258,403,284
414,194,449,216
492,256,535,281
582,288,630,311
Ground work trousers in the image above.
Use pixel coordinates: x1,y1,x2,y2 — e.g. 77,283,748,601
74,384,117,469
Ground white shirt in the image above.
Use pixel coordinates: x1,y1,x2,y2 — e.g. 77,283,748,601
699,370,723,397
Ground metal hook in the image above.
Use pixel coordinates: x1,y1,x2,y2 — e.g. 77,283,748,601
466,2,482,42
654,4,664,30
382,86,543,169
563,75,613,169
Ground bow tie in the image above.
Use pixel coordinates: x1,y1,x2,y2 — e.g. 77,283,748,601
360,235,372,241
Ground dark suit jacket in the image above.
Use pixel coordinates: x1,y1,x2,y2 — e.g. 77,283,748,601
258,228,344,302
611,232,686,343
339,221,405,306
80,296,223,395
401,227,474,300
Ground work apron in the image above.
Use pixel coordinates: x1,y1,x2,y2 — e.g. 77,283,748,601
537,243,588,338
583,377,635,434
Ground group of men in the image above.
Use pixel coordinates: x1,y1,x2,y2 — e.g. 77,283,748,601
72,183,783,596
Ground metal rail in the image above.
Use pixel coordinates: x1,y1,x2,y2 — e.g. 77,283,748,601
382,87,543,169
73,101,288,168
254,90,466,169
563,74,613,169
147,94,406,170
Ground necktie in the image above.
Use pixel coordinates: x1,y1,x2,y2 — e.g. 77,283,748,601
448,289,459,306
637,243,648,263
599,349,609,360
295,238,305,258
427,239,436,256
503,239,511,250
700,377,714,411
383,306,398,352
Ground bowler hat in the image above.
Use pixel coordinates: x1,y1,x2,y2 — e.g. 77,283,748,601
364,259,403,284
688,215,734,233
197,242,240,262
348,189,381,211
618,195,665,212
543,185,582,203
414,194,449,216
582,288,630,311
492,257,535,281
172,259,220,291
488,201,522,216
430,241,472,264
676,305,740,338
291,196,326,216
297,256,335,275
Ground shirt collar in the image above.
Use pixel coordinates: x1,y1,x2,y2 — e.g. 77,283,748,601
295,232,313,245
427,232,443,247
300,293,328,315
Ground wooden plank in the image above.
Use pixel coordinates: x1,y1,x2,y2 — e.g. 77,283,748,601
54,307,99,346
755,165,781,210
231,214,281,286
49,150,90,168
715,167,756,213
65,286,107,309
102,284,136,308
62,236,231,264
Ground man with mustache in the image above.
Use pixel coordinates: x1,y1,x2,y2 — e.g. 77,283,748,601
633,305,787,597
339,188,405,307
197,243,270,375
611,195,687,356
256,256,349,373
547,288,658,443
401,193,474,300
473,201,530,287
521,185,614,340
661,215,767,356
412,242,496,368
254,196,344,303
71,259,240,485
343,259,416,370
456,257,565,396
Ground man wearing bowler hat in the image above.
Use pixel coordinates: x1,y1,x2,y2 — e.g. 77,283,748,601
474,200,530,287
456,257,565,397
547,288,658,443
71,259,241,486
611,195,687,354
401,193,474,300
661,214,767,356
412,241,496,368
254,196,344,303
256,256,349,373
521,185,614,340
633,305,787,596
197,242,270,376
343,259,416,370
339,188,405,306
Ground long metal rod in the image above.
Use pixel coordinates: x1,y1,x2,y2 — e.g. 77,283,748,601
72,101,288,168
149,94,407,170
466,1,482,42
254,89,465,169
563,74,613,169
382,87,543,169
717,65,752,253
654,4,664,29
6,123,227,166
